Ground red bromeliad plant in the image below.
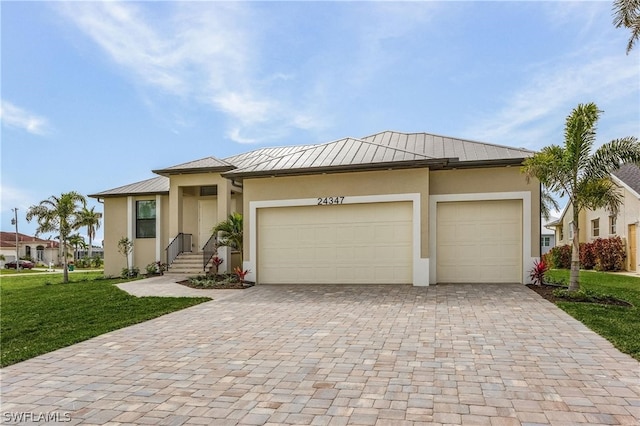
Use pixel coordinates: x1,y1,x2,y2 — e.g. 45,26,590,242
234,266,250,283
211,256,224,274
529,259,548,286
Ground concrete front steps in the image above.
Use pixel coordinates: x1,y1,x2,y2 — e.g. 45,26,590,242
166,253,208,276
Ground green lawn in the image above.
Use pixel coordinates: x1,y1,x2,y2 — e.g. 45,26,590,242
545,269,640,361
0,272,210,367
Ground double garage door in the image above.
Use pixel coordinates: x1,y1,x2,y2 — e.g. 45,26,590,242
258,202,413,284
256,199,523,284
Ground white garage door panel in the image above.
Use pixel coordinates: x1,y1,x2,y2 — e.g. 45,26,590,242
258,202,412,284
437,200,522,283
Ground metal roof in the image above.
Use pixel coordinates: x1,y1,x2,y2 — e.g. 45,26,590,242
89,176,169,198
361,131,534,162
223,131,534,178
152,156,235,176
223,137,444,178
91,130,536,194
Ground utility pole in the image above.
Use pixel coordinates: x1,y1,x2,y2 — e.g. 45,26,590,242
11,208,20,270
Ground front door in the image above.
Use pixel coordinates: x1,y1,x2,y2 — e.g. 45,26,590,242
629,224,637,272
198,200,218,252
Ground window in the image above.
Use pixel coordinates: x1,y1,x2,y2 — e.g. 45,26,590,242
609,215,617,234
559,226,564,241
25,246,31,258
36,245,44,262
541,236,551,247
592,218,600,237
200,185,217,196
136,200,156,238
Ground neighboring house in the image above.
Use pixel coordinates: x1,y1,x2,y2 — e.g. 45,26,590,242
89,131,541,285
541,217,558,255
0,232,60,266
551,163,640,272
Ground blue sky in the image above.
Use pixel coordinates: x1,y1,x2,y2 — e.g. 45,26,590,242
2,1,639,245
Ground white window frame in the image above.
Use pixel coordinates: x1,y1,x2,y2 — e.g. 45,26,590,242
592,218,600,238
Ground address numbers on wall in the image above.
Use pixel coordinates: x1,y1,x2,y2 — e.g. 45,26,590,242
317,196,345,205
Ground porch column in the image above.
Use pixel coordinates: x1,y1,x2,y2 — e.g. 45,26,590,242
156,194,162,262
169,184,183,238
217,179,231,273
127,196,134,269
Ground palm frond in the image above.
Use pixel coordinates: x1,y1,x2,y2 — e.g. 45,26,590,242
584,137,640,180
613,0,640,53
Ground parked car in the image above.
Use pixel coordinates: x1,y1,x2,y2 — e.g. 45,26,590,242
4,260,35,269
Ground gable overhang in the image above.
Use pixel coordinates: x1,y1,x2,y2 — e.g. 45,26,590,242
152,166,236,177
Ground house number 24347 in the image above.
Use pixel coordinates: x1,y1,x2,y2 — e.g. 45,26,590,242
317,196,345,205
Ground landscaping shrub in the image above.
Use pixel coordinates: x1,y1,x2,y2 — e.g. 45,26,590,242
548,237,626,271
592,237,626,271
548,244,572,269
579,242,596,270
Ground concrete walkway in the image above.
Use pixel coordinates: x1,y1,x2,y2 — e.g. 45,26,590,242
1,284,639,425
116,274,244,300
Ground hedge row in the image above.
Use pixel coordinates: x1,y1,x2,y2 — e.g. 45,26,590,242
544,237,626,271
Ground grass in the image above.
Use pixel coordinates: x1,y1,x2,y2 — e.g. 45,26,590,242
545,269,640,361
0,272,211,367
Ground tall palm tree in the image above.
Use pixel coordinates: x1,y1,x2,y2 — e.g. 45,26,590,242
522,103,640,291
79,206,102,258
67,233,87,262
613,0,640,53
26,191,87,283
213,212,243,263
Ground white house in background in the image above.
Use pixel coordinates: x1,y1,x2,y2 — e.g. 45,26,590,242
541,216,558,255
551,163,640,272
0,232,60,266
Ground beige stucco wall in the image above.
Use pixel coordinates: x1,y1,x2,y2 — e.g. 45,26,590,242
429,167,541,257
242,168,431,262
102,194,170,277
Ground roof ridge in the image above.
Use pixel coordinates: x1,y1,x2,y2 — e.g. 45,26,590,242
355,135,434,159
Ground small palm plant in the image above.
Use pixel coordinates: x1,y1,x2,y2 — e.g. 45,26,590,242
212,213,243,263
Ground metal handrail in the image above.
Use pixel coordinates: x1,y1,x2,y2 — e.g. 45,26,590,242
202,234,218,271
166,233,192,266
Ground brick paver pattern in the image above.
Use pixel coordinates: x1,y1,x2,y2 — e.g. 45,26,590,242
1,284,639,425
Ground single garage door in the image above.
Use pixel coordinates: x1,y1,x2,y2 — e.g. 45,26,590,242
437,199,522,283
258,202,412,284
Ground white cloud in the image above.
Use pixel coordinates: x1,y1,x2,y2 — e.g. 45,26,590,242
0,100,50,135
57,1,325,144
465,51,639,150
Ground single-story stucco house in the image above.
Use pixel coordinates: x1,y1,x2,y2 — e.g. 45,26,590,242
0,231,60,266
89,131,541,285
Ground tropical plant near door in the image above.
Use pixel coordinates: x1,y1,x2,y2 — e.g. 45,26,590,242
529,259,548,286
522,102,640,291
26,191,87,283
213,213,243,262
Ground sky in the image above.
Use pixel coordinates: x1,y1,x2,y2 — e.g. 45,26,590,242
1,1,639,246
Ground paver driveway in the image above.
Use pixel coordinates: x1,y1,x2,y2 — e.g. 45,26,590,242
2,284,639,425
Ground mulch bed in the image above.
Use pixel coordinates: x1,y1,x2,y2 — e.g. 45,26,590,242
177,279,254,290
527,283,632,307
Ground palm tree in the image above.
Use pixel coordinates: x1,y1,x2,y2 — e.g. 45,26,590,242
613,0,640,53
67,233,87,262
26,191,87,283
522,103,640,291
213,212,243,263
79,206,102,258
